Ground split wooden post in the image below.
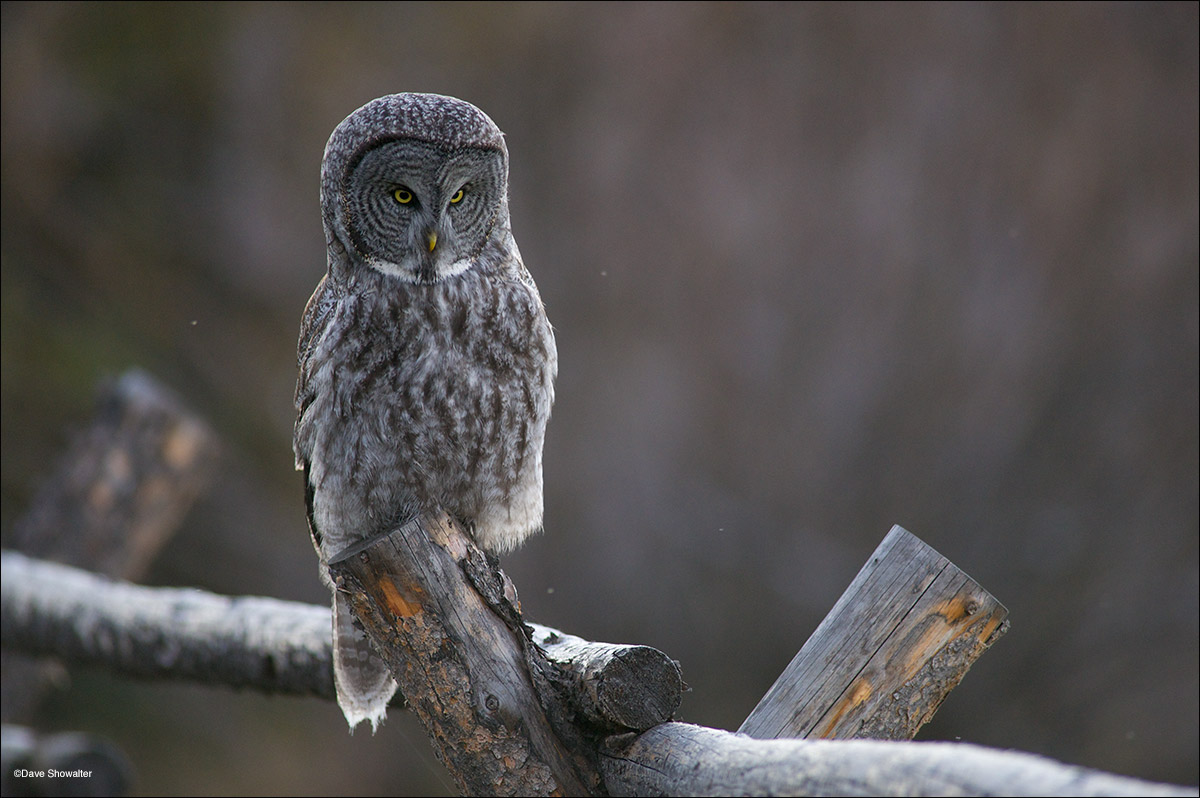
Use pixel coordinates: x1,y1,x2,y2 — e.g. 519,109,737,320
330,511,605,797
6,554,1194,797
739,525,1008,741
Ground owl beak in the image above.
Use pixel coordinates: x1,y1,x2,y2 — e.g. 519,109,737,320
426,231,438,252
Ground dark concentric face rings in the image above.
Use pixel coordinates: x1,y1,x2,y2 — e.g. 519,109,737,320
344,138,505,282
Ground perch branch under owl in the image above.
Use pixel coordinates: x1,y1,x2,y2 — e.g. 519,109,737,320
3,370,1183,796
0,549,681,732
328,510,604,796
5,544,1191,797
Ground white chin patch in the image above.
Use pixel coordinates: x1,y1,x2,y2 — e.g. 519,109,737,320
367,256,472,283
436,258,474,280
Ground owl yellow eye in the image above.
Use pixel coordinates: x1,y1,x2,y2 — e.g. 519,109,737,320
393,188,414,204
449,188,465,204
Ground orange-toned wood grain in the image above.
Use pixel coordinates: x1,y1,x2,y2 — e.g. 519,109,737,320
740,526,1008,741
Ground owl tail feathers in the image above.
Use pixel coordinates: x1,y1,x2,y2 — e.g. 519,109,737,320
332,592,399,734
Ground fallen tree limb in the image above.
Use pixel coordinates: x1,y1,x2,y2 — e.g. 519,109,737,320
2,369,219,725
7,370,219,580
1,550,335,698
2,551,1194,797
528,625,683,733
599,722,1197,797
0,550,681,729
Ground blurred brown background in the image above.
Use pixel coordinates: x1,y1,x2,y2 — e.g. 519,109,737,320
2,2,1196,795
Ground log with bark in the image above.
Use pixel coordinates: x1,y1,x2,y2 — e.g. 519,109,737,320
2,372,1194,796
3,548,1194,797
2,370,219,724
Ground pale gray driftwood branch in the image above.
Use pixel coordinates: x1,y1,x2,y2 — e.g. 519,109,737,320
0,550,681,730
3,552,1194,797
1,550,334,698
3,369,220,724
600,722,1198,798
529,625,683,732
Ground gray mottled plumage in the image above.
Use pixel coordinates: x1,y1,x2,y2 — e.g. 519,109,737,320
293,93,556,732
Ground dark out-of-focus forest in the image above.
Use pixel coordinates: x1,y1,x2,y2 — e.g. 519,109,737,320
1,2,1196,795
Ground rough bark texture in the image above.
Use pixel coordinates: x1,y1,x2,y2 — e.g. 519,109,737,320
739,525,1008,741
600,722,1196,797
3,553,1194,797
1,551,335,699
329,512,604,797
530,626,683,733
0,550,682,731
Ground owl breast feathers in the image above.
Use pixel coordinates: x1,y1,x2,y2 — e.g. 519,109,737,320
293,93,556,731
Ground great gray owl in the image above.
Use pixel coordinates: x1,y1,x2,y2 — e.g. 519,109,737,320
293,93,557,732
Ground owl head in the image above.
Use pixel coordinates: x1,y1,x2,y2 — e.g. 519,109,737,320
321,93,510,284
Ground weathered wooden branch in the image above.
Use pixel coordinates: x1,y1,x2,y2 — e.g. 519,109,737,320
329,513,604,796
1,550,335,699
740,525,1008,741
599,722,1196,797
7,370,219,580
2,370,219,724
0,378,1180,798
2,551,1193,797
2,371,1192,796
0,550,679,728
528,626,683,733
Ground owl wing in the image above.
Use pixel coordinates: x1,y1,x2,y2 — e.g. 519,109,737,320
294,273,337,551
294,272,337,451
292,272,400,732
